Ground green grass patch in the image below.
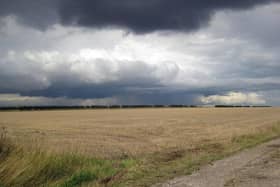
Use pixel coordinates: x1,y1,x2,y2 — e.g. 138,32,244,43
60,170,97,187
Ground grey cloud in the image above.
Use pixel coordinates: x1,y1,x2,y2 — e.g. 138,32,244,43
208,3,280,48
0,93,118,106
0,0,59,29
0,3,280,106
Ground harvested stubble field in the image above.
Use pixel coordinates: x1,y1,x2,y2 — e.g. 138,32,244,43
1,108,280,157
0,108,280,187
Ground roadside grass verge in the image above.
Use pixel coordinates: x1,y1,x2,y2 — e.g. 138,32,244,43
0,148,130,187
0,130,136,187
0,122,280,187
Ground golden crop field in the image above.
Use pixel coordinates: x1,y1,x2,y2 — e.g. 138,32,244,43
1,107,280,158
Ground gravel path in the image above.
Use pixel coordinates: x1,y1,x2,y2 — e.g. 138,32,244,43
153,138,280,187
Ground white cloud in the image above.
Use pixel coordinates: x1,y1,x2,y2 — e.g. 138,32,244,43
4,49,180,87
199,92,266,105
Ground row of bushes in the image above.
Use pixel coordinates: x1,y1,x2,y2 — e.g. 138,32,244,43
0,105,198,111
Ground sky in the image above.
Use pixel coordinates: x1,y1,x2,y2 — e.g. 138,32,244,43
0,0,280,106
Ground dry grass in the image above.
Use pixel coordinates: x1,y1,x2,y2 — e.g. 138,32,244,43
0,108,280,158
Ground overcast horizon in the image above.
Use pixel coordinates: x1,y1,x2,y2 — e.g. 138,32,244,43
0,0,280,106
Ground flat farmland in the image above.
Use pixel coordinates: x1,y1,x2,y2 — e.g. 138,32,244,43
1,107,280,157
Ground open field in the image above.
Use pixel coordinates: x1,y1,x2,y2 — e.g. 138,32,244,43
0,108,280,186
1,108,280,157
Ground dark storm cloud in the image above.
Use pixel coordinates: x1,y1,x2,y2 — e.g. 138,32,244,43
0,0,278,32
58,0,278,33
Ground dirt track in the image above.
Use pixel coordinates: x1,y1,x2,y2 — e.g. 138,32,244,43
154,138,280,187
